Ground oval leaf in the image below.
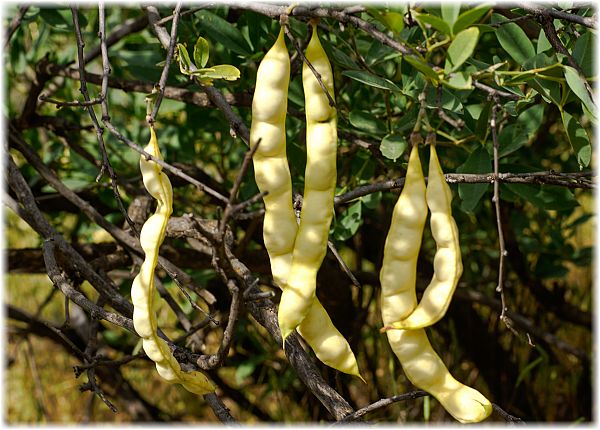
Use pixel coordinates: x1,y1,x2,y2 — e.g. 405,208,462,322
380,133,408,161
453,5,491,34
194,36,210,68
560,110,592,169
342,70,401,92
563,65,596,117
415,12,452,36
348,110,387,135
492,13,535,65
196,10,252,56
445,27,480,72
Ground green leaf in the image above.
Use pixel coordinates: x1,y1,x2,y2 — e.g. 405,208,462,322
235,361,257,384
196,10,252,56
176,43,192,75
563,65,597,117
342,70,402,92
348,110,387,135
330,46,359,70
560,110,592,168
334,201,363,241
456,146,491,213
426,86,463,113
403,55,440,82
497,105,543,157
368,8,406,35
39,8,71,31
529,78,561,106
443,71,473,90
445,27,480,72
441,4,461,32
453,5,491,34
193,36,210,68
380,133,408,161
572,31,594,78
414,12,452,36
536,29,552,53
193,64,241,81
492,13,535,65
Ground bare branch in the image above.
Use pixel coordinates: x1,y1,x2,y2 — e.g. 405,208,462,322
516,2,597,29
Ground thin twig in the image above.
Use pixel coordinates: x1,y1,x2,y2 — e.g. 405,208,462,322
38,93,103,107
219,139,262,237
203,392,238,423
5,5,30,49
149,2,182,124
71,5,136,232
334,170,594,206
24,338,50,421
472,81,521,100
335,390,428,423
516,2,597,29
492,403,524,423
491,102,520,338
100,119,229,203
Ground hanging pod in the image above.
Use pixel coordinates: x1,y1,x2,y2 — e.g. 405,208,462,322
277,23,339,344
380,145,491,423
386,144,463,330
131,126,215,395
250,27,362,380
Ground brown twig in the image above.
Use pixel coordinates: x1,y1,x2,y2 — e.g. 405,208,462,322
5,5,30,49
203,392,238,423
149,2,182,124
335,390,428,423
334,170,594,206
472,81,521,100
232,2,415,56
71,5,136,232
516,2,597,29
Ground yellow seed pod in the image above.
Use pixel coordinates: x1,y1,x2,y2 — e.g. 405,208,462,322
380,145,491,423
131,126,214,395
250,28,362,379
388,144,463,329
278,23,337,342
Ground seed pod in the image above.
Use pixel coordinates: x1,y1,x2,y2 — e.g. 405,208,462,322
131,126,214,395
388,144,462,329
380,145,491,423
278,23,337,343
250,28,361,379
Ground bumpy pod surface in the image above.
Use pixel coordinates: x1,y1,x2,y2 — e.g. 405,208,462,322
131,127,214,395
278,25,338,343
250,29,361,379
389,144,463,329
380,146,491,423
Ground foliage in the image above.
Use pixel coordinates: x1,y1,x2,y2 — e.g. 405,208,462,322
4,3,594,424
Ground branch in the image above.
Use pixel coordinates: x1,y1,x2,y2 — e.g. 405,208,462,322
516,2,597,29
231,2,415,56
71,5,136,231
149,3,182,123
5,5,30,49
334,170,594,206
335,390,428,423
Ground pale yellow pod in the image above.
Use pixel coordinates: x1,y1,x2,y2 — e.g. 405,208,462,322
380,145,491,423
389,144,463,330
130,126,215,395
278,24,337,342
250,28,361,379
379,145,428,320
